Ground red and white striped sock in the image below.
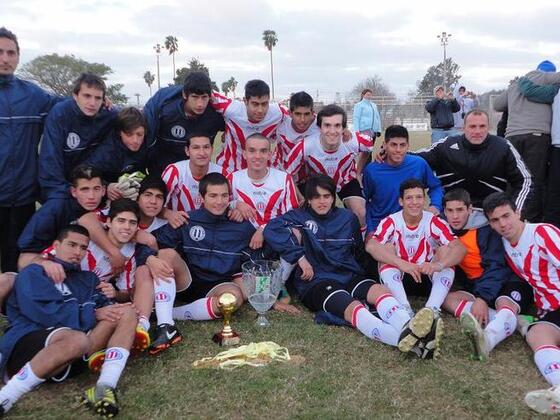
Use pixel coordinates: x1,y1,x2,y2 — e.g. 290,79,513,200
173,297,219,321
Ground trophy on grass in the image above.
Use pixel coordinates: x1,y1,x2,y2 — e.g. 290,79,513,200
212,292,240,346
241,260,284,327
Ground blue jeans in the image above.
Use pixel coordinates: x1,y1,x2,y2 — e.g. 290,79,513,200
431,128,455,144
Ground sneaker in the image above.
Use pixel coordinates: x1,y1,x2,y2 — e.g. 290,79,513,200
525,386,560,415
132,326,151,354
87,350,106,373
461,312,489,362
80,385,119,418
420,317,444,359
516,314,535,338
398,307,435,353
149,323,182,355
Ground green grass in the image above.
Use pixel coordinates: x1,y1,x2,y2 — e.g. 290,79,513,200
6,301,552,419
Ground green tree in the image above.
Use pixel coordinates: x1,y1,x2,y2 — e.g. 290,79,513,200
19,53,127,103
164,35,179,80
416,58,461,96
221,76,238,98
351,75,395,99
174,57,218,91
262,29,278,99
143,71,155,96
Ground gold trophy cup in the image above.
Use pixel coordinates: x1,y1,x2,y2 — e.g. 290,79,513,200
212,292,240,346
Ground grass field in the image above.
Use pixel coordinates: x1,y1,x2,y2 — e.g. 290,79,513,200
7,300,551,419
12,129,546,419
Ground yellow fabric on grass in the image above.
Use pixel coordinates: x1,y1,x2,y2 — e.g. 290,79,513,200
192,341,290,370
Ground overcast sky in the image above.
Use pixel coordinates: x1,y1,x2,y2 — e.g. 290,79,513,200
5,0,560,103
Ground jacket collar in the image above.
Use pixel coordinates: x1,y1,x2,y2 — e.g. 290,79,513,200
0,74,15,87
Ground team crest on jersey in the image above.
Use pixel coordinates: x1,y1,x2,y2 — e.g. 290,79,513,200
407,246,415,256
305,220,318,234
545,362,560,374
106,349,124,361
256,201,266,212
171,125,186,139
510,291,522,302
155,291,170,302
66,132,81,149
189,225,206,241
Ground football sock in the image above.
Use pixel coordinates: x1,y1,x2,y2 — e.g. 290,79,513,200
173,297,218,320
154,277,176,326
351,304,399,346
98,347,129,389
534,345,560,386
374,293,411,332
485,307,517,351
379,266,410,307
425,268,454,310
0,362,44,413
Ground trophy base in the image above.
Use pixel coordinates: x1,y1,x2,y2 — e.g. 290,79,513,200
212,331,240,346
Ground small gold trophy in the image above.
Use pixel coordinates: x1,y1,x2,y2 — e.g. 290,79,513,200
212,292,240,346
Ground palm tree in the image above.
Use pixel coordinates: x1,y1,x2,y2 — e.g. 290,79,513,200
164,35,179,80
262,30,278,99
229,77,238,98
143,71,155,96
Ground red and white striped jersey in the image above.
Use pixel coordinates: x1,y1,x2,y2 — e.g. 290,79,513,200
374,210,456,263
503,223,560,312
162,160,221,212
227,167,298,228
284,131,373,192
273,117,319,175
211,92,287,175
81,241,137,291
139,217,167,233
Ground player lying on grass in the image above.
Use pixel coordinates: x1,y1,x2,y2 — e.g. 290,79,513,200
264,174,440,358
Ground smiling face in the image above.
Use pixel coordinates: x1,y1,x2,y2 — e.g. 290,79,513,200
385,137,409,166
243,135,271,173
202,183,230,216
399,187,425,219
137,188,164,218
319,114,344,149
107,211,139,246
186,136,212,168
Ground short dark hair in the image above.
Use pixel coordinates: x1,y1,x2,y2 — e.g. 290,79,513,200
244,80,270,99
185,132,212,149
289,91,314,112
70,164,103,186
464,109,489,125
139,175,167,202
316,104,347,129
182,71,212,97
0,27,19,53
115,107,147,134
443,188,471,208
399,178,425,198
108,198,140,222
72,73,106,97
56,224,90,242
384,125,409,143
199,172,230,197
482,192,516,217
244,132,270,149
361,88,373,99
304,175,336,210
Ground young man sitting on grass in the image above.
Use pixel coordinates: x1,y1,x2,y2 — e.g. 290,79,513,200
264,175,440,358
0,225,137,417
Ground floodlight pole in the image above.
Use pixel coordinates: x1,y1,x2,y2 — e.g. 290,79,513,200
437,32,451,92
154,43,162,90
